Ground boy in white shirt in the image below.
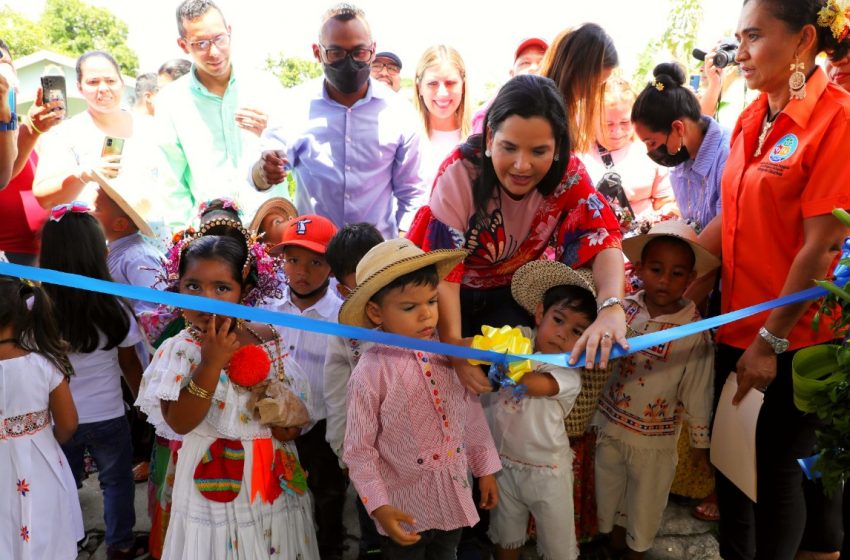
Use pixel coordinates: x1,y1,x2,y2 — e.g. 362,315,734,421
486,260,598,560
595,220,718,559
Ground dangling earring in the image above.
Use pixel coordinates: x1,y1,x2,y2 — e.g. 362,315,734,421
484,148,492,157
789,57,806,100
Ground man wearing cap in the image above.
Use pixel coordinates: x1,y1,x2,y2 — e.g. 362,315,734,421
250,3,426,240
471,37,548,134
370,51,402,92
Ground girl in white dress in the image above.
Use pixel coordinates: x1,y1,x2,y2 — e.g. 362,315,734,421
136,224,319,560
0,277,83,560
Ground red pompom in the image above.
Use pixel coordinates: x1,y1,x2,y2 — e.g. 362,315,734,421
228,345,271,388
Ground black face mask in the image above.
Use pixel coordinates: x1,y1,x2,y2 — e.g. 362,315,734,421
323,56,371,94
647,132,690,167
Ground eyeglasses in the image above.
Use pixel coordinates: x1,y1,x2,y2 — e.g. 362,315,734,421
320,44,374,64
187,33,230,52
370,62,400,76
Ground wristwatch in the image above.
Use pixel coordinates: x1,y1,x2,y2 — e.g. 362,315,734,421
0,111,16,131
758,326,789,354
597,297,625,314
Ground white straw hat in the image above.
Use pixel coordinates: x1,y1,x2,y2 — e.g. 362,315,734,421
338,239,467,328
621,219,720,277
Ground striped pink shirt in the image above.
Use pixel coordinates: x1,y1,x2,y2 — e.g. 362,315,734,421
343,344,501,535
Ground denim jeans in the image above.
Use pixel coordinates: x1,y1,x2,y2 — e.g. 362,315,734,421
380,528,463,560
61,415,136,549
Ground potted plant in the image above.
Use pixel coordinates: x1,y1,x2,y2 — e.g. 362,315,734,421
791,208,850,495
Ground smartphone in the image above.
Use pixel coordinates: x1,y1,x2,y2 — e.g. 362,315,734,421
689,74,701,93
41,74,67,114
7,87,13,115
102,136,125,157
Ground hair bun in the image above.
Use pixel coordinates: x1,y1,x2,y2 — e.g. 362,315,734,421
652,62,686,88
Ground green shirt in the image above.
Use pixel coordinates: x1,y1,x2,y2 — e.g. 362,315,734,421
155,64,288,229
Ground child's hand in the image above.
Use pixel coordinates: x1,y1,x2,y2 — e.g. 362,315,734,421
478,474,499,510
201,315,240,370
271,426,301,442
372,505,421,546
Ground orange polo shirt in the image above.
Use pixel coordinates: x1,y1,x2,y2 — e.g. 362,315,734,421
718,67,850,350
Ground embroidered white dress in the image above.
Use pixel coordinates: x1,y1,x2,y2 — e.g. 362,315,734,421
0,353,83,560
136,329,319,560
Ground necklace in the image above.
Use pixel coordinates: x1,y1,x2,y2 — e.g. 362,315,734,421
241,323,287,383
754,110,780,158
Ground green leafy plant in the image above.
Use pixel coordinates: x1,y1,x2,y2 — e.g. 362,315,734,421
792,207,850,495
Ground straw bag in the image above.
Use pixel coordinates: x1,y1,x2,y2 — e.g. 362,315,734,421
564,326,636,438
565,362,613,438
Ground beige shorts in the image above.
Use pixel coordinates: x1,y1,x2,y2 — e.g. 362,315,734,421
594,433,678,552
488,464,578,560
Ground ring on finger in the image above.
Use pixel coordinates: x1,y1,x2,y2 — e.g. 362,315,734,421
602,332,612,339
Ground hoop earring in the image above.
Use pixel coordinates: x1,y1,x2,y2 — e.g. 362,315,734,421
789,58,806,100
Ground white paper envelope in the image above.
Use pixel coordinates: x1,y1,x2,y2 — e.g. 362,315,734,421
710,372,764,502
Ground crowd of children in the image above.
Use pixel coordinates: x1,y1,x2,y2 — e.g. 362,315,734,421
0,178,721,560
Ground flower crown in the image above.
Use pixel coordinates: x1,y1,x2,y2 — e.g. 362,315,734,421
819,0,850,42
157,218,282,307
197,197,243,219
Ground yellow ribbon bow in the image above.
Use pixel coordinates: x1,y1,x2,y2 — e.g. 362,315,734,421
468,325,533,383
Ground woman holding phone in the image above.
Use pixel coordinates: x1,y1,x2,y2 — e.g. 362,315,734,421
33,50,169,239
0,39,64,264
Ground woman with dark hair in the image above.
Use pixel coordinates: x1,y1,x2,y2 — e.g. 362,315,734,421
541,23,619,154
631,62,731,232
409,73,625,387
32,50,169,241
39,203,145,559
697,1,850,558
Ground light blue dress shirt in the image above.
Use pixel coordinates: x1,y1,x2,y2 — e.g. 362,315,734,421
670,116,732,230
260,78,427,238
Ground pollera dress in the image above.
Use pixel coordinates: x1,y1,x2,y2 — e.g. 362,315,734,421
0,353,84,560
136,329,319,560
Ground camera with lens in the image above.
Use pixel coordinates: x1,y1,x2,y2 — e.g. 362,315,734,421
693,41,739,70
713,42,739,69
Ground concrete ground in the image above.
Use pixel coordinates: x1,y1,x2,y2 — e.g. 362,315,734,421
76,475,719,560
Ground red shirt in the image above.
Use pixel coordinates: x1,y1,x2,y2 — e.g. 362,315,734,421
718,68,850,349
0,151,47,255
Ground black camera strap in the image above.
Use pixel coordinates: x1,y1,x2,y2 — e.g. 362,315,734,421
597,142,615,170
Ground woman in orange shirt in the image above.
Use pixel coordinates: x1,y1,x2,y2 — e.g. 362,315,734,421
693,1,850,558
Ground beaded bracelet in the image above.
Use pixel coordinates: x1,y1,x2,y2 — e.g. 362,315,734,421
187,379,214,400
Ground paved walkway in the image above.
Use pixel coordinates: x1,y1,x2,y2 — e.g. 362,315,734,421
76,474,720,560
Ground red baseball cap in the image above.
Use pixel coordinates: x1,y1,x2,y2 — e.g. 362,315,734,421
270,214,338,255
514,38,548,61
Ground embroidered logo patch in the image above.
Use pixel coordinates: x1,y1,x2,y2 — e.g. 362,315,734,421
768,134,798,163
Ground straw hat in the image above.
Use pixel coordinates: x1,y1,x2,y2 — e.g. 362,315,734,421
511,260,597,315
90,170,154,237
621,219,720,277
338,239,467,328
249,197,298,236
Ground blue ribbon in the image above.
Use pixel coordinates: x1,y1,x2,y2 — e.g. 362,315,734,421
0,261,832,368
798,454,823,481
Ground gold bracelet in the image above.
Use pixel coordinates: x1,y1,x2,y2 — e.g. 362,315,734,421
27,116,44,135
186,379,214,400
